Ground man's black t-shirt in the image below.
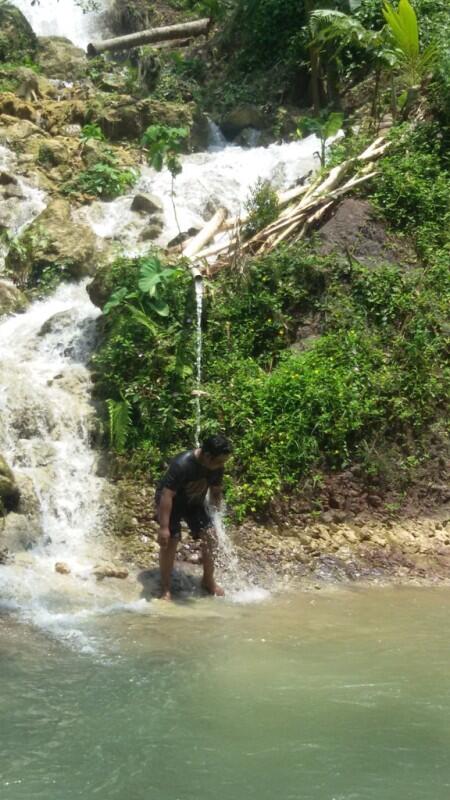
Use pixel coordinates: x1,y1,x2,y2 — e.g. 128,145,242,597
156,450,223,511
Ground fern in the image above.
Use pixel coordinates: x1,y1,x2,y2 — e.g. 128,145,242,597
106,398,132,452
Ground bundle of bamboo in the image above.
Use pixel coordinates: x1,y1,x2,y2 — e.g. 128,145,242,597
182,136,389,274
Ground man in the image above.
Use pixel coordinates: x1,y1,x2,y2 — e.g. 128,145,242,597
155,434,232,600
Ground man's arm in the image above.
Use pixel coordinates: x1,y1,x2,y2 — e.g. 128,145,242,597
158,487,176,548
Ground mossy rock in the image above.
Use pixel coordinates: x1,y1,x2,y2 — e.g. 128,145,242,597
5,198,100,288
0,3,37,63
37,36,87,81
87,95,193,142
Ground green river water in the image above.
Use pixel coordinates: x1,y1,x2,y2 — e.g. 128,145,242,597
1,585,450,800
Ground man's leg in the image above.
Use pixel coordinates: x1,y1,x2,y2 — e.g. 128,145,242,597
200,528,224,596
159,537,178,600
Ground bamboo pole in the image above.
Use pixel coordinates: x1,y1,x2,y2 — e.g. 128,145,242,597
182,208,227,258
87,18,210,56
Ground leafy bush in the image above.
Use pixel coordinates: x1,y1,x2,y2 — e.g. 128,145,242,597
373,123,450,254
62,155,137,199
243,179,280,239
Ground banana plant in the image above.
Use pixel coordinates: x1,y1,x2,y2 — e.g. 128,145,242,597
382,0,437,86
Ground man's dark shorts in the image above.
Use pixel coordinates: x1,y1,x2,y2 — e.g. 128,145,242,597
155,494,213,540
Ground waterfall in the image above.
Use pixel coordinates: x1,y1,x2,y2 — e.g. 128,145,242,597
0,282,123,646
194,276,203,447
11,0,111,49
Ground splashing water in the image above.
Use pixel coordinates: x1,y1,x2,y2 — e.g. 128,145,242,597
210,507,270,603
194,276,204,446
0,282,133,647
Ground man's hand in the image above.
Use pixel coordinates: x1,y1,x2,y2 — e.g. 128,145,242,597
158,527,171,548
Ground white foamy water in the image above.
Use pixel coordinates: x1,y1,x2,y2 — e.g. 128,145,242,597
80,134,326,255
0,281,131,645
12,0,111,50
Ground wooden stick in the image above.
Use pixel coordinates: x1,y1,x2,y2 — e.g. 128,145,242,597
182,208,227,258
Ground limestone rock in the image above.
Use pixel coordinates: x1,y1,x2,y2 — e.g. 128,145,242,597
37,139,69,166
0,114,43,147
0,4,37,63
0,280,28,316
89,96,192,141
221,104,268,140
0,454,20,512
5,198,101,287
131,193,163,214
37,36,88,81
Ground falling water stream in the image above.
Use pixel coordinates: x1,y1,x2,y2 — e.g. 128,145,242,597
2,7,448,799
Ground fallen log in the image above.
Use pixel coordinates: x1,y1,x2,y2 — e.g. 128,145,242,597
87,18,210,56
182,208,227,258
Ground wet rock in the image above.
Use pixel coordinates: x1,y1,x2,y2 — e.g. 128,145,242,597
167,228,199,248
0,454,20,512
131,193,163,215
1,512,39,551
93,564,129,580
5,198,101,286
0,280,28,316
139,218,164,241
37,36,88,81
221,104,268,140
15,474,40,517
55,562,71,575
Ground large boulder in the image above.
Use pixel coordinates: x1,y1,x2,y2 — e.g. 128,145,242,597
5,198,101,287
220,104,268,141
316,199,417,268
0,454,20,512
0,280,28,315
37,36,88,81
0,512,40,552
0,3,37,63
88,96,193,141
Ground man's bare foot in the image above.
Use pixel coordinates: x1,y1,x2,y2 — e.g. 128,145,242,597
201,581,225,597
160,590,172,601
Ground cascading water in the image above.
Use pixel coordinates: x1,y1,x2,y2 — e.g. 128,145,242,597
79,134,329,254
12,0,111,50
0,282,128,647
194,275,203,447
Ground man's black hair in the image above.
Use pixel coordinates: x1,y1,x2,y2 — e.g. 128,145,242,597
201,434,232,457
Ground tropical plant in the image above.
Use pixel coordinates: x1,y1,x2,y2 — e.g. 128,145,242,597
141,124,189,177
106,398,132,452
382,0,437,85
80,123,105,141
296,111,344,166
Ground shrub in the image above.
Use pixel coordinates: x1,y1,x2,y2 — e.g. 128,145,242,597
243,179,280,240
62,157,137,199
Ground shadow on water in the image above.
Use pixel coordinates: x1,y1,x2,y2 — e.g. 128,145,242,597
137,567,209,604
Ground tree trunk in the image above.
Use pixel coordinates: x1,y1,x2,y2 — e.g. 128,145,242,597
87,18,211,56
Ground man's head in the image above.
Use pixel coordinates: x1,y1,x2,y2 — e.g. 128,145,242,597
199,434,232,469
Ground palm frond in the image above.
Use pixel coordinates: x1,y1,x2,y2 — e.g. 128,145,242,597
107,398,132,452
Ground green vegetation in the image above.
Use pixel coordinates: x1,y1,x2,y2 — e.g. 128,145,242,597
94,107,449,516
62,149,137,199
142,124,189,176
243,179,280,239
